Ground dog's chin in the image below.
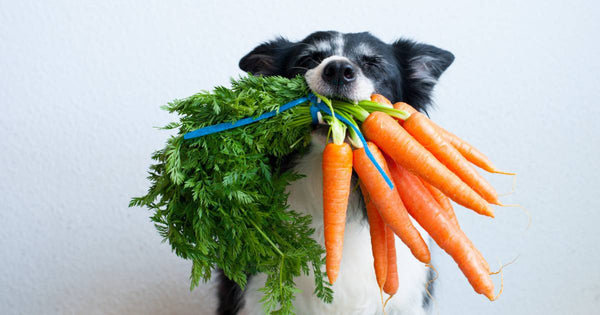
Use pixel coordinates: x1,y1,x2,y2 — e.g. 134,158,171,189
304,73,374,102
306,84,373,103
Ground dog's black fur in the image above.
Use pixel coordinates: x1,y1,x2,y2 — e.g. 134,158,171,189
217,270,245,315
239,31,454,111
218,31,454,314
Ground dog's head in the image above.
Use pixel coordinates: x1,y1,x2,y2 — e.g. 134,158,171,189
239,31,454,111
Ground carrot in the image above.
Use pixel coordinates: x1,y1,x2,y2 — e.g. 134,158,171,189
394,102,512,175
393,102,417,115
437,127,514,175
383,227,399,296
418,179,489,272
362,111,494,217
353,142,430,263
360,182,388,290
386,157,494,299
322,142,353,284
419,178,459,228
371,94,393,106
403,112,500,205
465,237,490,273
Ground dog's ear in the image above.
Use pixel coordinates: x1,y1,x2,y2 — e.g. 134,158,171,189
239,37,294,76
392,39,455,110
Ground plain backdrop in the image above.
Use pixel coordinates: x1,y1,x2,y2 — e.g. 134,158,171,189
1,1,599,314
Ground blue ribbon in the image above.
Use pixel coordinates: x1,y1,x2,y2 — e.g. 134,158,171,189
183,93,393,189
183,96,309,140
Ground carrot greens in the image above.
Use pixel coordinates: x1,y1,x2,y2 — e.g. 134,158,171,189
130,75,332,314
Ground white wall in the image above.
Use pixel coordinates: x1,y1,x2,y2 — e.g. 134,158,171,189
1,1,599,314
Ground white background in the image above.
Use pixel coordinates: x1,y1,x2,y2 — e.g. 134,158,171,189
1,1,599,314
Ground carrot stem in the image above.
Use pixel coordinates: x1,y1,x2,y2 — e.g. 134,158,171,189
332,101,370,121
358,100,410,120
335,111,362,148
248,217,284,257
330,118,346,145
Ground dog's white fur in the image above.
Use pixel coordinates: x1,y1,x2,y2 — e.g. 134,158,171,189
305,55,375,102
239,132,431,315
409,55,441,85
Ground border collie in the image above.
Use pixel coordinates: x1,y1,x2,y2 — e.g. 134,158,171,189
217,31,454,315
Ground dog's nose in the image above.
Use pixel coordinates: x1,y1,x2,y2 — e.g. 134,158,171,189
322,60,356,85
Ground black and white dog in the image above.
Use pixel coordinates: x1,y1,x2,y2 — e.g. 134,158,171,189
217,31,454,315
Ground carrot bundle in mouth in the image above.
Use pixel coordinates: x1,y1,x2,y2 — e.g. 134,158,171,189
319,93,514,301
137,74,515,313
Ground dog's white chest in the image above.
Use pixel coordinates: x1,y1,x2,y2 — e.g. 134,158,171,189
239,135,431,315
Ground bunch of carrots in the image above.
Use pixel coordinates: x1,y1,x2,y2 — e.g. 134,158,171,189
321,93,514,304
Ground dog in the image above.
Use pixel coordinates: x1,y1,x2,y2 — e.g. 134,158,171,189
217,31,454,315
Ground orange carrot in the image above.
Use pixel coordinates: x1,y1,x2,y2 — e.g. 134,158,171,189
383,227,399,296
353,142,431,263
394,102,512,175
393,102,417,115
360,182,388,290
465,237,490,273
419,178,459,228
387,157,494,299
322,142,353,284
371,94,393,106
418,178,489,272
403,112,500,205
362,112,494,217
437,127,514,175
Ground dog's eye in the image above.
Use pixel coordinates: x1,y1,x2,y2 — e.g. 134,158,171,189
361,55,381,67
297,52,326,68
311,52,325,63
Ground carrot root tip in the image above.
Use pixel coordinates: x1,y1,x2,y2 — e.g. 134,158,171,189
379,288,387,315
497,204,531,230
383,294,394,309
498,173,518,197
488,256,517,301
489,267,504,301
490,255,519,275
424,264,439,313
327,272,338,285
492,170,516,176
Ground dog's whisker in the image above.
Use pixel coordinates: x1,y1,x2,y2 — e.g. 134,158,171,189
290,66,310,71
